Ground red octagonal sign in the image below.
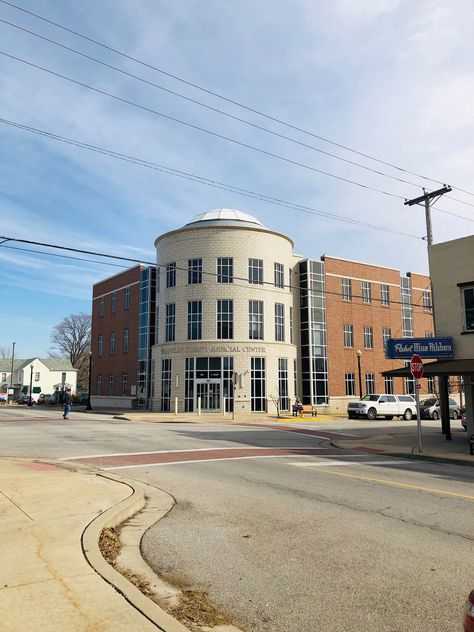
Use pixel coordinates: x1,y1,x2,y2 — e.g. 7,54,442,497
410,354,424,379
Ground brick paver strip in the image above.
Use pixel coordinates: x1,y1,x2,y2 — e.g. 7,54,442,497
72,447,342,468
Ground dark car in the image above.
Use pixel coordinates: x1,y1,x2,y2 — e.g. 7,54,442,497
16,395,36,405
37,393,53,405
418,397,460,420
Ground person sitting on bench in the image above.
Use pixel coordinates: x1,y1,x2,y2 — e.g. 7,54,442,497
293,396,304,416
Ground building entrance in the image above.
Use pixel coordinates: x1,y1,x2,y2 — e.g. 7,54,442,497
195,380,221,411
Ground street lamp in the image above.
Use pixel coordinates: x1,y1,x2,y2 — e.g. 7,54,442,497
28,364,33,407
356,349,363,399
86,352,92,411
8,341,15,404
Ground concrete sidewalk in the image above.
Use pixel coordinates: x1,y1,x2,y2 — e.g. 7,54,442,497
110,410,339,424
0,458,162,632
334,426,474,464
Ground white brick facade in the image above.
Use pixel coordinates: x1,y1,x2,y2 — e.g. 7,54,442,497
152,211,301,414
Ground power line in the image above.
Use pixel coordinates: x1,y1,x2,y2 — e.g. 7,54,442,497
3,0,471,197
0,235,434,313
0,17,444,194
0,117,426,239
0,244,129,268
0,50,411,201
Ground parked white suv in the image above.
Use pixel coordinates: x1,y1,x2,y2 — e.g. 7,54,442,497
347,394,417,420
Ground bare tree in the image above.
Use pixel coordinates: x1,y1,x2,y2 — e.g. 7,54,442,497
0,345,11,359
50,313,91,389
269,391,281,418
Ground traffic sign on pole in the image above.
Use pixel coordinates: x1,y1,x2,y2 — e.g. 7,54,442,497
409,354,424,453
410,354,424,380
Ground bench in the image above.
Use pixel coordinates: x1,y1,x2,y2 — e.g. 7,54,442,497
469,434,474,456
292,404,317,417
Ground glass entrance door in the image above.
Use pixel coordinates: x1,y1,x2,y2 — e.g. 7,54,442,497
196,380,221,411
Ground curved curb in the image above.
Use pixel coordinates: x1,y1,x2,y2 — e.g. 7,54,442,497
81,472,190,632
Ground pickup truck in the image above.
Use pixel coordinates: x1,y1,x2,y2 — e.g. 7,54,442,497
347,394,417,420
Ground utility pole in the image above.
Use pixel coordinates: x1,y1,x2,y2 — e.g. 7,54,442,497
405,185,452,440
404,186,452,247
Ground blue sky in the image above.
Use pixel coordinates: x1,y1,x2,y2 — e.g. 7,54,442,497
1,0,473,357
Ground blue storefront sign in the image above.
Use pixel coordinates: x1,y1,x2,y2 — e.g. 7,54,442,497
385,337,454,359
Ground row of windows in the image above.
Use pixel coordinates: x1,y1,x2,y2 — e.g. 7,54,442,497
161,356,294,413
341,278,431,310
98,329,129,356
344,373,436,396
343,325,433,350
96,373,128,396
162,259,289,289
163,300,293,342
98,287,131,317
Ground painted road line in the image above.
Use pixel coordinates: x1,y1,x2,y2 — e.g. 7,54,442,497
305,468,474,501
60,446,329,461
65,447,344,468
101,454,331,470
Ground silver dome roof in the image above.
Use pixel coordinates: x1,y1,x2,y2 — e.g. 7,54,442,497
185,208,264,227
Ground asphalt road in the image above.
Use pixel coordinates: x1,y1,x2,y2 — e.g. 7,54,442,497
1,407,473,631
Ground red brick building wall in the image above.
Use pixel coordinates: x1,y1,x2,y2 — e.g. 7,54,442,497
91,266,143,397
323,256,433,398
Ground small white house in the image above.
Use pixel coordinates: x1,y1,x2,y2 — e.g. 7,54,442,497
0,358,77,401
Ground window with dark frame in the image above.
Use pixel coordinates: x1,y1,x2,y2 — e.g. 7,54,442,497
342,278,352,301
187,301,202,340
362,281,371,304
121,374,128,396
275,303,285,341
249,300,264,340
123,328,129,353
124,287,130,309
188,259,202,284
249,258,263,285
111,291,117,313
422,291,431,311
99,296,105,317
365,373,375,394
343,324,353,348
166,262,176,288
274,263,284,288
165,303,176,342
345,373,355,396
461,285,474,331
217,300,233,340
363,325,373,349
217,257,233,283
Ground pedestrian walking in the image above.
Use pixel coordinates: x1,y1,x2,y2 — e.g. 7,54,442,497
63,388,72,419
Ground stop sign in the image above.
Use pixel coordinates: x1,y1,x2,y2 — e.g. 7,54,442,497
410,354,424,379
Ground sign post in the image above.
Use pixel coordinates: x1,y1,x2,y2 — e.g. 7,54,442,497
410,354,424,453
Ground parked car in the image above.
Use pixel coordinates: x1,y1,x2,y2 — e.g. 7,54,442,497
418,396,460,420
347,394,417,420
16,395,36,405
37,393,53,405
464,590,474,631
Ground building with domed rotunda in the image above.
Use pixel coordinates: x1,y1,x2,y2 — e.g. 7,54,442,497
152,209,301,414
91,208,434,415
